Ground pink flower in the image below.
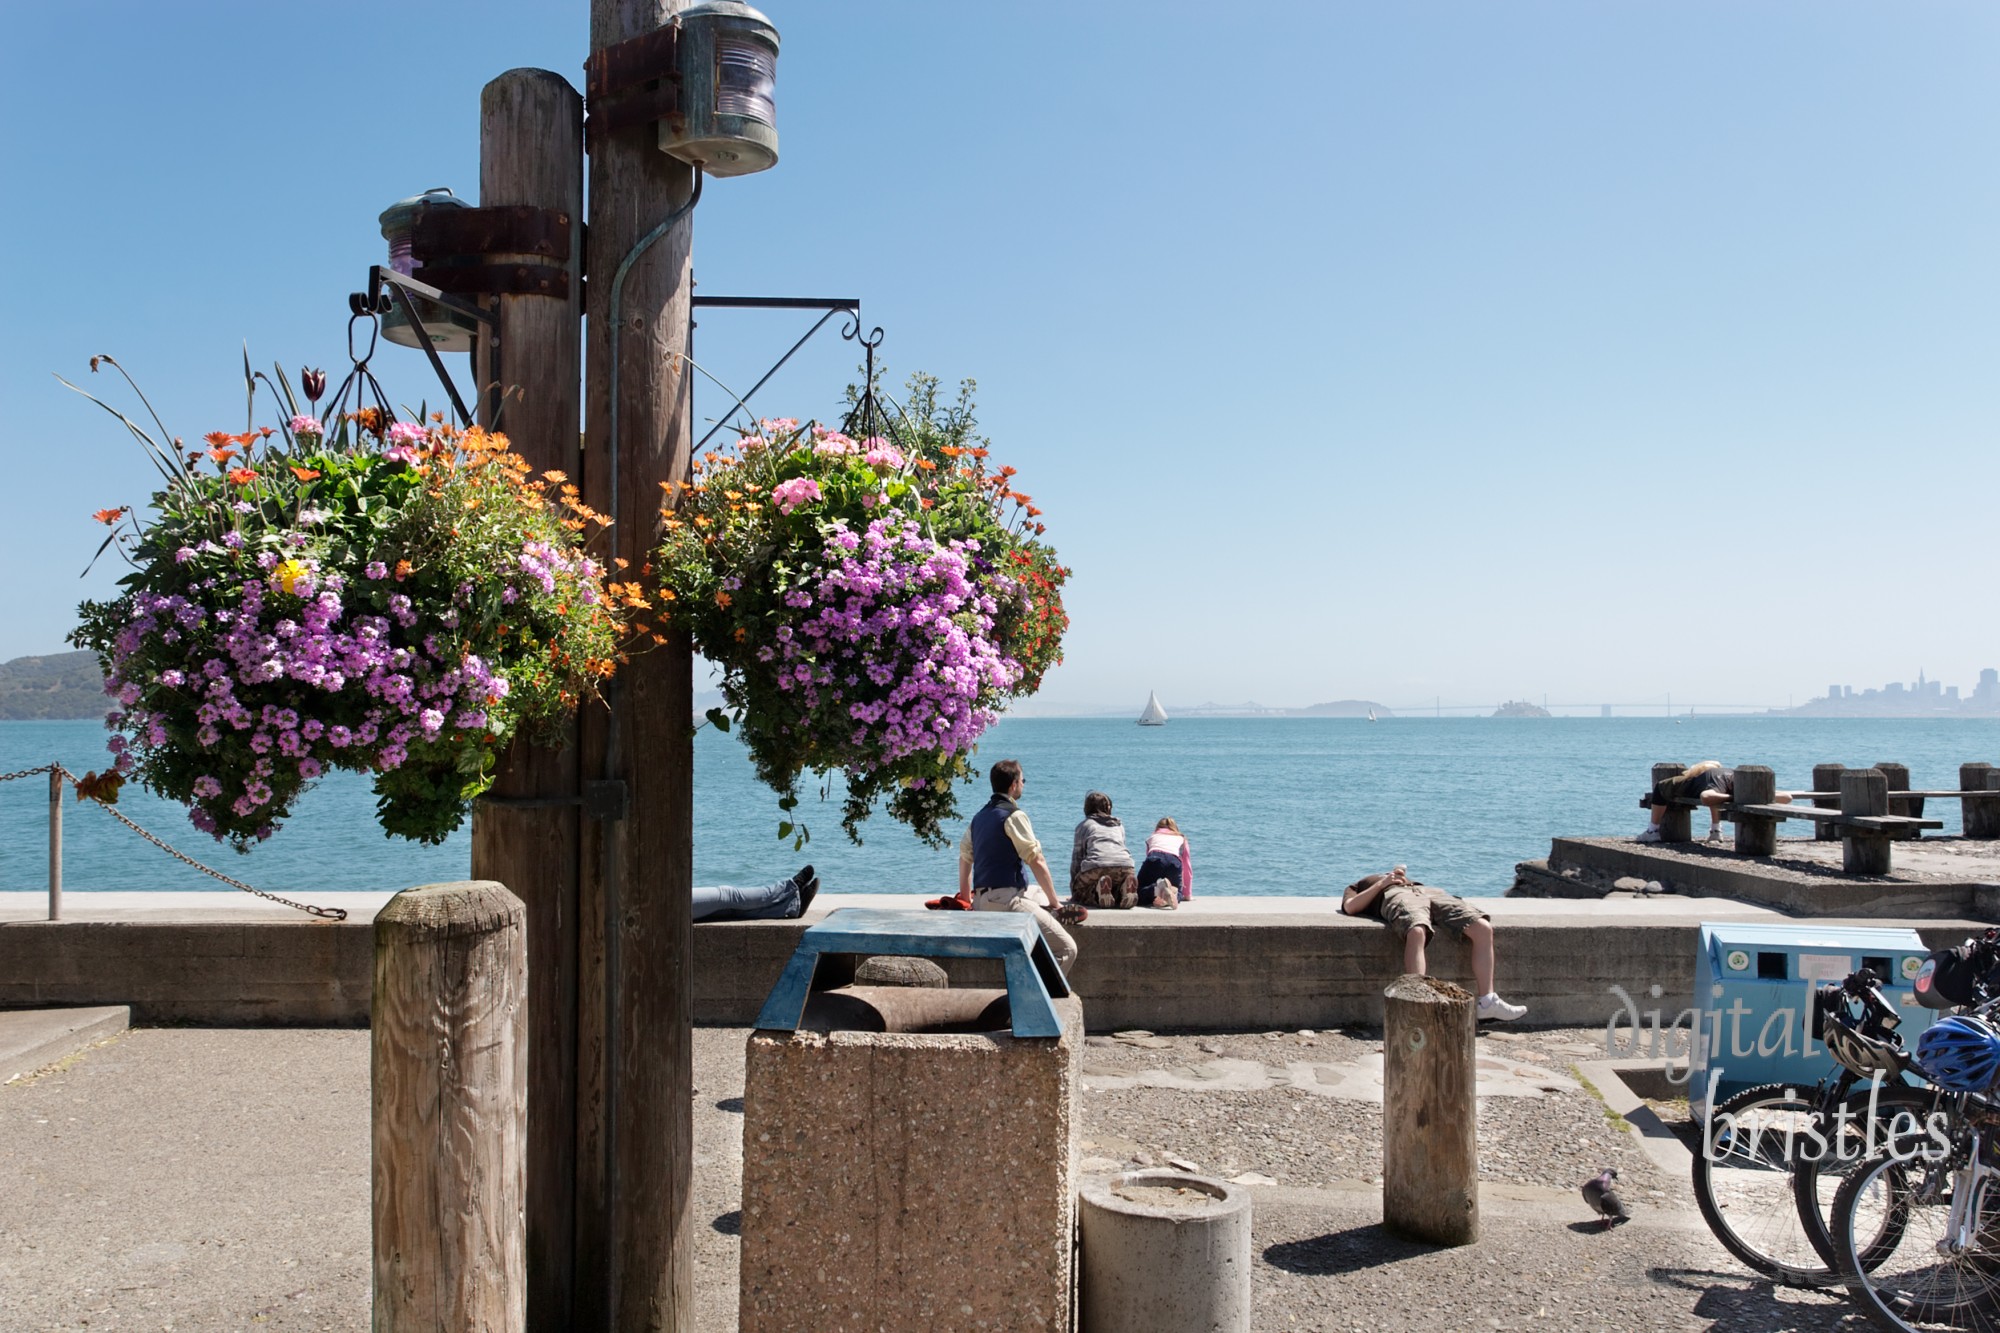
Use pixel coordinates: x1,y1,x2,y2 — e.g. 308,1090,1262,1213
385,421,426,447
771,477,823,515
862,439,904,470
289,414,323,438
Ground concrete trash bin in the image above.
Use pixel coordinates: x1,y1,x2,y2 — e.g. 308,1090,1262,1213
1079,1170,1251,1333
739,908,1082,1333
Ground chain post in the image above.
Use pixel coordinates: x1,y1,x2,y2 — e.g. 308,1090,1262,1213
47,766,62,922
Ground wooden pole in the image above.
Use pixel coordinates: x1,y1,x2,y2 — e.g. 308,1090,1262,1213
467,66,587,1332
1652,762,1691,843
1965,764,2000,840
1381,974,1478,1246
1842,769,1891,876
580,2,697,1326
1877,761,1919,822
372,881,528,1332
1812,763,1845,842
1732,765,1778,857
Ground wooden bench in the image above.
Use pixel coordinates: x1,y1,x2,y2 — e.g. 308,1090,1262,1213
1646,762,1946,875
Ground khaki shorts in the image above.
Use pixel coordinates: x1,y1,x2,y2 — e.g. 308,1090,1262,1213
1377,885,1487,940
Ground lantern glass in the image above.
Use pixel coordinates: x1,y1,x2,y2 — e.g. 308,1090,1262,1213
715,35,775,124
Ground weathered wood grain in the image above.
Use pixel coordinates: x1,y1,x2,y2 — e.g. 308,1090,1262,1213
467,65,586,1332
1382,974,1478,1247
372,881,527,1332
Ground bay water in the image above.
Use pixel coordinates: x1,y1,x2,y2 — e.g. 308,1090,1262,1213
5,716,1998,902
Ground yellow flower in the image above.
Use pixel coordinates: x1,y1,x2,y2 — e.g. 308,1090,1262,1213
270,559,311,594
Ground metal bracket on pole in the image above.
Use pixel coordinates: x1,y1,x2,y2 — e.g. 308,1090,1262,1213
347,265,498,428
687,295,860,453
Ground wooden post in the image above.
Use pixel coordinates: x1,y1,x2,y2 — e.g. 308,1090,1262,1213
1732,765,1778,857
580,3,698,1327
47,767,61,922
1965,764,2000,840
1878,762,1920,823
1381,974,1478,1246
1813,763,1845,842
372,881,528,1333
1652,762,1691,843
467,66,587,1332
1842,769,1891,876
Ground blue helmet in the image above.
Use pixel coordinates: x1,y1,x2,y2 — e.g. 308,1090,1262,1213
1916,1014,2000,1094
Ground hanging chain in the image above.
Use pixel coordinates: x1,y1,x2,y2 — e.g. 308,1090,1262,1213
3,764,348,921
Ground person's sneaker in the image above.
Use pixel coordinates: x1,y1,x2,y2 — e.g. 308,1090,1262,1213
1706,827,1724,844
1477,993,1527,1022
1635,826,1663,844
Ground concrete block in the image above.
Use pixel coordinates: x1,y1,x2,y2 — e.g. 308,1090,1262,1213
1078,1170,1251,1333
0,1005,129,1084
739,994,1083,1332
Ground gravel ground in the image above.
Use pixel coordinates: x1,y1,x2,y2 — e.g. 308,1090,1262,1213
0,1024,1881,1331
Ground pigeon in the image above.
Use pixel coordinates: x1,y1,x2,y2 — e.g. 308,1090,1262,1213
1582,1168,1629,1228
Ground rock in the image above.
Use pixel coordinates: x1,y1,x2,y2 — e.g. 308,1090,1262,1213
854,955,949,988
1165,1155,1201,1173
1229,1171,1278,1186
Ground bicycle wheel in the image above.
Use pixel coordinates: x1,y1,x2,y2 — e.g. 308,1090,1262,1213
1796,1083,1940,1272
1833,1149,2000,1332
1693,1082,1846,1287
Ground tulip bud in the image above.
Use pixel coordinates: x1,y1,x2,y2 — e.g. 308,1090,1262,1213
301,367,326,402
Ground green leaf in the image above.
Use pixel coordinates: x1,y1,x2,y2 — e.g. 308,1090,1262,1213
777,821,793,839
704,707,731,734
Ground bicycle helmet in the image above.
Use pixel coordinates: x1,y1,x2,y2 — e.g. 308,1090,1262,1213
1824,1015,1907,1078
1916,1014,2000,1093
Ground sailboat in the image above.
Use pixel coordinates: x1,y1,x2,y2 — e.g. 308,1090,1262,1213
1137,691,1168,726
1366,707,1377,723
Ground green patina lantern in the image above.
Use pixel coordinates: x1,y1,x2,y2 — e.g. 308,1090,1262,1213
660,0,780,178
377,187,479,354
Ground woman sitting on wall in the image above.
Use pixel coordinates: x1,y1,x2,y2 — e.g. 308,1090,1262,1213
1137,816,1193,908
1070,790,1142,909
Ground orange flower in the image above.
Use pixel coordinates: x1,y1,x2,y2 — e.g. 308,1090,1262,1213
394,559,412,580
289,466,321,482
207,444,239,465
227,468,257,485
543,470,568,485
999,466,1017,477
716,591,732,608
92,506,128,525
920,497,935,510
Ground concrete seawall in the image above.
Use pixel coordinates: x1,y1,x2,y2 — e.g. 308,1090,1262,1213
5,892,1989,1030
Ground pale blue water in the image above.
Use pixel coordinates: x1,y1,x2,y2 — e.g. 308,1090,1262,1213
6,716,2000,900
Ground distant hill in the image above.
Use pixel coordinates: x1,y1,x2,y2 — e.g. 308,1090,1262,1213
0,651,107,721
1295,700,1393,718
1492,699,1552,718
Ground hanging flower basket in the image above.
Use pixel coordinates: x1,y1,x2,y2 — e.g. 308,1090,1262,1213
69,358,628,848
654,397,1068,847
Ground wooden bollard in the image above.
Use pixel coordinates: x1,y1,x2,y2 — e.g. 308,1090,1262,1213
1964,764,2000,840
373,882,528,1333
1382,975,1478,1246
1732,766,1778,857
1652,762,1691,843
1841,770,1891,876
1812,764,1845,842
1878,762,1922,823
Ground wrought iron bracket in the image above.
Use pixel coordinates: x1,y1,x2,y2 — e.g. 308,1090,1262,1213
688,295,862,453
347,265,495,428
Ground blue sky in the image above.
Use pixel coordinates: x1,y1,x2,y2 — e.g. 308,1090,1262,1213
4,2,1996,714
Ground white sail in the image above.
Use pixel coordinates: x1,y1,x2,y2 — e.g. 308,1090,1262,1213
1137,691,1168,726
1367,708,1377,722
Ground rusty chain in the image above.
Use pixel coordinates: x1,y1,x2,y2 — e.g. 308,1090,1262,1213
3,763,348,921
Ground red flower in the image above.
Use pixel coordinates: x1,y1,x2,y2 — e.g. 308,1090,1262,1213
227,468,257,485
289,466,321,481
92,506,128,525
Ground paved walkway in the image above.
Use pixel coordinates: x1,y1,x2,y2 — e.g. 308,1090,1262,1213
0,1023,1880,1331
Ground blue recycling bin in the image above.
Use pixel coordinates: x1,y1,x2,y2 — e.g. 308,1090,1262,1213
1691,923,1938,1115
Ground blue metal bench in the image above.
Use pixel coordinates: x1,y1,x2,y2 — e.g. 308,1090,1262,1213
753,907,1070,1038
